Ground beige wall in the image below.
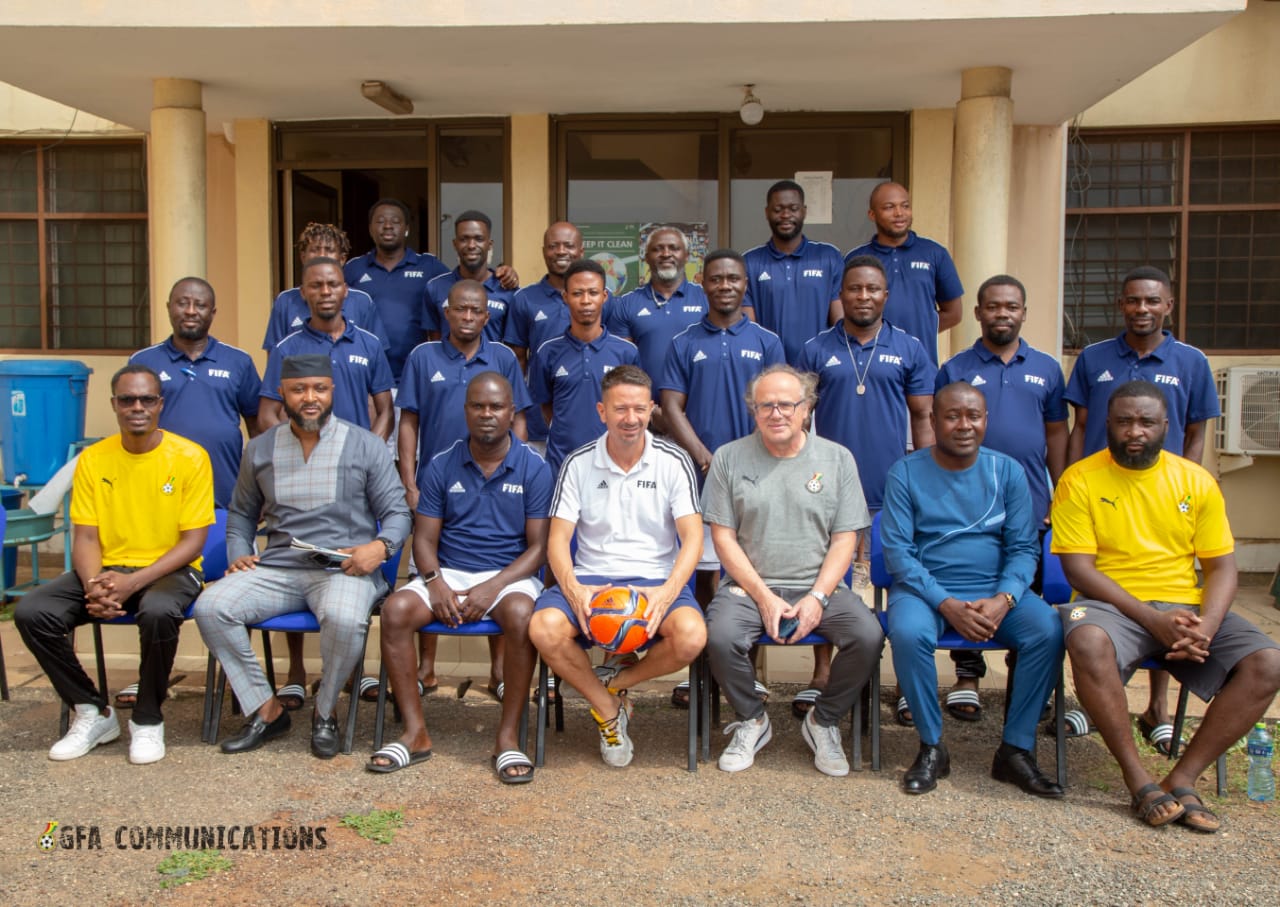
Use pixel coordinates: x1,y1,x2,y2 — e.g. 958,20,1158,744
908,108,957,361
0,82,134,135
1082,0,1278,127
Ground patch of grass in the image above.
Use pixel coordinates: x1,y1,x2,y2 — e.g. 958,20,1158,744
341,808,403,844
155,850,232,889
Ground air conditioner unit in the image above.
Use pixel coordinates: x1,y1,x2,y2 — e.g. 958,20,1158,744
1215,366,1280,456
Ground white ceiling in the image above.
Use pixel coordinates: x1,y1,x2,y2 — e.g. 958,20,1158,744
0,9,1243,130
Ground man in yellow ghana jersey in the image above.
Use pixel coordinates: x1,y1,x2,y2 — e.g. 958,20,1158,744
15,364,214,765
1052,380,1279,833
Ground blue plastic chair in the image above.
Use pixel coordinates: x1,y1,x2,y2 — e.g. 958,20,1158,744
202,546,402,755
871,513,1068,788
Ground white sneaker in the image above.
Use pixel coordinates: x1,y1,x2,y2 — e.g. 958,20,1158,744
718,713,773,773
128,720,166,764
591,701,634,768
802,708,850,777
49,704,120,761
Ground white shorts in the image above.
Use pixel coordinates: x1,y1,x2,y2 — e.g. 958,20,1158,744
697,523,721,572
401,567,543,619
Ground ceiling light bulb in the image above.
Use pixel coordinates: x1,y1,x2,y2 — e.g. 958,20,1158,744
740,85,764,126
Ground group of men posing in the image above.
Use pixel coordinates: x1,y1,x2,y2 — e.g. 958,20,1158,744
16,180,1278,832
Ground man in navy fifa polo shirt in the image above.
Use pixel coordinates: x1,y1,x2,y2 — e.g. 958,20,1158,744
260,258,395,438
1064,265,1220,745
371,373,551,781
131,277,261,511
934,274,1067,723
846,182,964,366
528,259,639,474
397,280,531,507
529,366,704,768
426,211,519,344
342,199,448,382
797,255,935,716
504,222,585,453
607,227,709,407
262,223,389,356
743,180,845,365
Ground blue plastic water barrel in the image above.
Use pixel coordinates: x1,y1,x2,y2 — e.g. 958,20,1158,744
0,360,93,485
1,487,20,590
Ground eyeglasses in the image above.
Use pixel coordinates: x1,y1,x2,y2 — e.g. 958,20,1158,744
751,400,803,417
113,394,162,408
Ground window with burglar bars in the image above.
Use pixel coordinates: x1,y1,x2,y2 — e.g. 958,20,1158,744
0,140,149,352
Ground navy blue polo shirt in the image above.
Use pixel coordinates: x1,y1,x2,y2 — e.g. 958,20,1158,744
397,337,533,482
1065,331,1220,458
528,329,640,473
660,315,786,456
261,286,389,356
343,248,448,382
606,279,709,388
797,321,936,510
504,277,570,444
743,236,844,365
424,269,517,343
846,231,964,366
937,339,1068,524
419,433,553,572
261,321,395,430
129,336,261,509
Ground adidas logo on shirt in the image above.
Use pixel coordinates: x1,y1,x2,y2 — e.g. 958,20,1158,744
555,366,570,378
971,375,987,386
535,310,548,321
1097,370,1114,382
637,307,652,317
448,481,466,494
758,271,771,281
159,370,172,382
291,316,304,327
358,273,373,283
824,355,841,368
430,371,446,383
596,480,608,490
692,350,708,363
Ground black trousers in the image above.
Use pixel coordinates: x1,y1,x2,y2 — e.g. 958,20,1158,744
15,567,202,725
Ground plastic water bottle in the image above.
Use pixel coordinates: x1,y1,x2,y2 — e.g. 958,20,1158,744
1246,721,1275,802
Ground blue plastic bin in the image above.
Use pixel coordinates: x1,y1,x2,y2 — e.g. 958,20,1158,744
0,360,92,485
1,487,21,590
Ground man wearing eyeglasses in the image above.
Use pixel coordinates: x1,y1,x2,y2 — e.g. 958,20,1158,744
194,355,410,759
702,364,882,775
16,365,214,765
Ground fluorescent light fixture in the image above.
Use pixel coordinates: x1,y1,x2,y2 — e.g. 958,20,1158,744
361,80,414,116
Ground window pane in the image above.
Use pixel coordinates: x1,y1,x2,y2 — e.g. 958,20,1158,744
566,130,718,293
1184,211,1280,350
0,146,38,212
0,220,42,348
1063,213,1178,349
47,220,149,349
439,130,505,266
1067,135,1180,208
45,145,147,213
728,127,895,252
1189,129,1280,205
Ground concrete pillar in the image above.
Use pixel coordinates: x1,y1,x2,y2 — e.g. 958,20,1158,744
509,114,551,283
149,78,207,341
232,118,274,372
950,66,1013,349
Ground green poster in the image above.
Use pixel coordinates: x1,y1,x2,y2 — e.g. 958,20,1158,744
580,223,641,296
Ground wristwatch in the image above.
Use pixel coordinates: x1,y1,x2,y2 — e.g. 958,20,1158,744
808,589,830,610
1001,592,1015,608
376,536,397,562
418,569,440,585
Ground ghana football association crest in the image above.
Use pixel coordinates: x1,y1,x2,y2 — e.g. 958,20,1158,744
1069,607,1088,621
805,472,824,494
38,821,58,851
162,474,176,495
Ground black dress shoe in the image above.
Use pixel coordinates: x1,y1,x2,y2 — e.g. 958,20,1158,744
311,711,340,759
992,742,1064,799
903,741,950,794
221,709,291,754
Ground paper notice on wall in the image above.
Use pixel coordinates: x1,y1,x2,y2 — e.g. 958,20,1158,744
795,171,833,224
